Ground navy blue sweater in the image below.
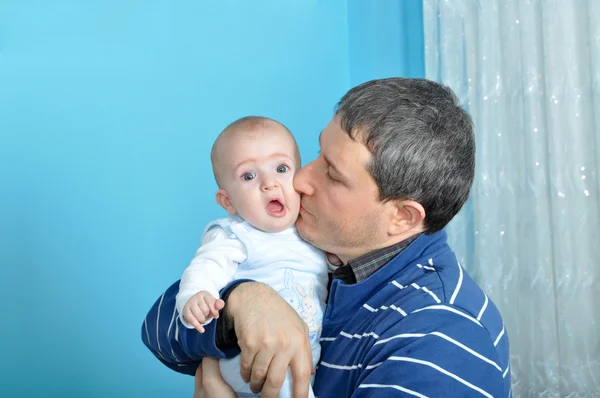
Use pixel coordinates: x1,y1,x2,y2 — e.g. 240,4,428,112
142,231,511,397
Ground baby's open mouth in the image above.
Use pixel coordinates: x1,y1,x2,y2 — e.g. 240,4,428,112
266,199,286,217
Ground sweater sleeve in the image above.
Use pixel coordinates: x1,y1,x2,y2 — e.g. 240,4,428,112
351,312,507,398
176,227,247,328
141,279,247,376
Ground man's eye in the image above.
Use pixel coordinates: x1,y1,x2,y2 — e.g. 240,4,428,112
326,170,335,180
242,172,256,181
327,169,340,183
276,165,289,173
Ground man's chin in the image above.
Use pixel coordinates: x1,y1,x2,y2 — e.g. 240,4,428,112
296,222,327,250
296,220,314,242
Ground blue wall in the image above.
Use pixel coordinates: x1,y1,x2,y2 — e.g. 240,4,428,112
0,1,423,397
348,0,425,85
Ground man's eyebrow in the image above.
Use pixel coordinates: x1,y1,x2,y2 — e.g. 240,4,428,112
318,131,344,177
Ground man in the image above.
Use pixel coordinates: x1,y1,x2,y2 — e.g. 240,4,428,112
143,78,511,397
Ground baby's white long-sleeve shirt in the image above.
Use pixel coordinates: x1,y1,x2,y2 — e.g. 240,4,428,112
175,227,246,328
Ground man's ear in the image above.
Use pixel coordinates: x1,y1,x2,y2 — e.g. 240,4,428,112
216,189,237,215
387,199,426,236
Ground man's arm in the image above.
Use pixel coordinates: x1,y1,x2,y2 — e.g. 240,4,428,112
141,279,314,398
221,282,314,398
141,279,247,376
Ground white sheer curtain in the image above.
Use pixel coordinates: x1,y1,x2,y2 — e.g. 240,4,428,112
423,0,600,396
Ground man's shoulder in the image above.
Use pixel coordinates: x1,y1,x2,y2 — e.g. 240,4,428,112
361,270,509,383
369,253,506,345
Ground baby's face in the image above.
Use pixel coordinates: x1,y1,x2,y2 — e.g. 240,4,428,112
217,126,301,233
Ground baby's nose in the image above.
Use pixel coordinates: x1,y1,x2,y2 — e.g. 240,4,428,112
261,180,279,191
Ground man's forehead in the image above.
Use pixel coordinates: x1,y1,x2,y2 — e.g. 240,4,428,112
319,119,354,154
320,119,372,170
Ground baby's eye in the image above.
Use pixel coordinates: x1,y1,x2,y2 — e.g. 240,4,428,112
277,165,290,173
242,172,256,181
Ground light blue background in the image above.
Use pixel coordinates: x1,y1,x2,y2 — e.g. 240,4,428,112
0,1,423,396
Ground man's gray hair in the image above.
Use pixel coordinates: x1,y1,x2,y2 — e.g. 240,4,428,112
335,78,475,233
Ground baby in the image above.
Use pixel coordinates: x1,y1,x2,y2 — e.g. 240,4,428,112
176,116,328,398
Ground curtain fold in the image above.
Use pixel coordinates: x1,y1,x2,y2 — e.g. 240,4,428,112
424,0,600,396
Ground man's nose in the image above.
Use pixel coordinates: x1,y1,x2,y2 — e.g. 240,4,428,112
294,162,315,195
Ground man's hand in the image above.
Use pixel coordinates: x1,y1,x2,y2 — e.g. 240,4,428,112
183,291,225,333
227,282,313,398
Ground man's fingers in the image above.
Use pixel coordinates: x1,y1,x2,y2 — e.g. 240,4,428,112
290,350,312,398
249,350,275,395
306,334,314,375
259,355,291,398
239,346,258,383
227,284,315,398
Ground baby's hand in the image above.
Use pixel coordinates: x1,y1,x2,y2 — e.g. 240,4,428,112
183,291,225,333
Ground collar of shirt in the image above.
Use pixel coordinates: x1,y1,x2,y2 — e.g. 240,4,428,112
332,233,422,284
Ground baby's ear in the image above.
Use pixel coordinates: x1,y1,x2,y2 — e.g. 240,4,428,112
216,189,236,215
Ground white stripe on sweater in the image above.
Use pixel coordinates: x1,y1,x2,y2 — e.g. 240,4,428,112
411,305,482,326
477,293,489,321
416,263,436,271
374,332,502,372
363,302,408,316
144,316,167,361
374,333,425,344
390,304,408,316
321,330,380,342
320,336,337,342
156,292,165,354
391,280,405,289
320,361,362,370
411,282,441,304
359,383,430,398
320,361,383,371
340,331,380,340
449,262,464,304
494,324,505,347
503,363,510,378
386,357,493,398
166,305,179,361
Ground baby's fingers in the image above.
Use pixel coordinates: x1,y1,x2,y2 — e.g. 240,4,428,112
203,296,221,319
185,306,206,333
190,304,208,323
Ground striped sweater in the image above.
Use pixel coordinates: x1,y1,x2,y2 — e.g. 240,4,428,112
142,230,511,397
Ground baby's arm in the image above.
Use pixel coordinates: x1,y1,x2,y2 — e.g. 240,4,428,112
176,226,247,330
